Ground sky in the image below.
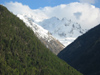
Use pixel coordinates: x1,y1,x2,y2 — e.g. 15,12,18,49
0,0,100,29
0,0,100,9
0,0,78,9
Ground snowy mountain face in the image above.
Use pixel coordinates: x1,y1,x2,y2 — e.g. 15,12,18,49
17,14,64,55
17,14,50,40
38,17,87,46
17,13,87,54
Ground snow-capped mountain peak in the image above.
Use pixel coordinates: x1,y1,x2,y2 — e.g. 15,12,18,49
17,14,64,55
17,14,52,41
38,17,87,46
17,13,48,22
17,13,87,51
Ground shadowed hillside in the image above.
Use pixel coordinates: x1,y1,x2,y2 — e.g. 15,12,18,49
58,24,100,75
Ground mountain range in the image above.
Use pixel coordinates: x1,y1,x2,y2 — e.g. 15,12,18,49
17,14,64,55
1,4,100,75
38,17,87,46
0,5,82,75
16,13,87,55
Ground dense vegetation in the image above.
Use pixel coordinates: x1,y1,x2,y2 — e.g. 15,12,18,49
58,23,100,75
0,5,82,75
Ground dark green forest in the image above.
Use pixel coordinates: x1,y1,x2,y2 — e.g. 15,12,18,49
0,5,82,75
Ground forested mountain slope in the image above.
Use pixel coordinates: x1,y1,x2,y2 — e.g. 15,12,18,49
0,5,82,75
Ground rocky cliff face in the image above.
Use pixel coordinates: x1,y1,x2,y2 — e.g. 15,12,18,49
39,37,64,55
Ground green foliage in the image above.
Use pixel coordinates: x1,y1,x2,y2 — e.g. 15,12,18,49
0,5,82,75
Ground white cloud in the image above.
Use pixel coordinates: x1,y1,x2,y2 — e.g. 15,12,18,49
40,2,100,29
4,2,48,22
5,2,33,14
79,0,96,4
4,2,100,29
74,12,82,19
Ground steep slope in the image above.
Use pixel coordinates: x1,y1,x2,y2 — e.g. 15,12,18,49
58,24,100,75
17,14,64,55
0,5,82,75
38,17,87,46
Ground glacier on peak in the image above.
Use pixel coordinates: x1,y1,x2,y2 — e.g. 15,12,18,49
38,17,87,46
17,14,87,46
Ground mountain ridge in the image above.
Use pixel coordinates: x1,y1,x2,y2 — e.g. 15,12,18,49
38,16,87,46
16,13,87,47
0,5,82,75
17,14,65,55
